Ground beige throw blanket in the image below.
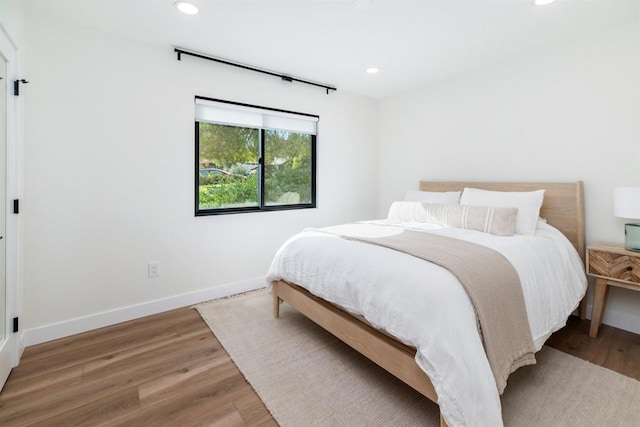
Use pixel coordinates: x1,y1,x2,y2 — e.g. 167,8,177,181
315,223,536,393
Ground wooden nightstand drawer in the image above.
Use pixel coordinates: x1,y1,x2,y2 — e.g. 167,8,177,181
588,250,640,283
587,242,640,338
587,243,640,338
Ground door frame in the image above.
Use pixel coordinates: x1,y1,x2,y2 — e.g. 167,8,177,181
0,19,21,389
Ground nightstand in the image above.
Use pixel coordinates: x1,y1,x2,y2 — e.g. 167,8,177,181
586,242,640,337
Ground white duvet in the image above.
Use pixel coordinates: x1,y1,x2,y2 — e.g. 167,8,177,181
266,220,587,427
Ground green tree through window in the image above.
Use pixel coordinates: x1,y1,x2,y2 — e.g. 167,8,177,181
195,98,317,215
264,130,313,206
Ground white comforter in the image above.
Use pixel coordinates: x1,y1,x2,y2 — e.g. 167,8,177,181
266,220,587,427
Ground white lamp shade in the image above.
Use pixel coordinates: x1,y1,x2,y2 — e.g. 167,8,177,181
614,187,640,219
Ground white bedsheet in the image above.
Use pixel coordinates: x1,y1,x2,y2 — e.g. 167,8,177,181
266,220,587,427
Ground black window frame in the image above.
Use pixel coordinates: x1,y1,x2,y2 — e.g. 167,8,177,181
195,97,317,216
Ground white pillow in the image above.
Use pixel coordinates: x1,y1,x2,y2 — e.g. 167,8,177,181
460,188,545,235
404,190,461,204
388,201,517,236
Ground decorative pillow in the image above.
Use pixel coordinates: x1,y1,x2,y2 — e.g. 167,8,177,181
388,201,429,222
460,188,545,235
404,190,461,204
388,202,518,236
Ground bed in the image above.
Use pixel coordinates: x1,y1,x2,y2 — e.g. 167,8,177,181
268,181,586,427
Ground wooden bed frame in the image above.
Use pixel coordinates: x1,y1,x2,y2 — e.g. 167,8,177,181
272,181,585,427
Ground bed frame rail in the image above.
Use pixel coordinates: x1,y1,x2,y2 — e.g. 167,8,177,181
273,280,447,426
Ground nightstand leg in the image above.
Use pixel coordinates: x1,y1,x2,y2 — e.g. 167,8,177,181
578,297,587,320
589,278,609,338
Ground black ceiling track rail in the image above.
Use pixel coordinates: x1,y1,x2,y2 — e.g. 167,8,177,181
175,48,337,95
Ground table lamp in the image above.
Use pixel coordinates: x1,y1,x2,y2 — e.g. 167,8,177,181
614,187,640,252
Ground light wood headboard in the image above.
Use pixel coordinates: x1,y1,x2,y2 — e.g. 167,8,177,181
419,181,586,262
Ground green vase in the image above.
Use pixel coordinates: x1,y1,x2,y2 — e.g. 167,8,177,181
625,223,640,252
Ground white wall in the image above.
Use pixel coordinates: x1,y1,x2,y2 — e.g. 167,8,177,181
22,13,379,335
19,7,640,339
379,23,640,333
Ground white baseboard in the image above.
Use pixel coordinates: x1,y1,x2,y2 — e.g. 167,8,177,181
22,280,640,348
23,277,267,346
585,303,640,335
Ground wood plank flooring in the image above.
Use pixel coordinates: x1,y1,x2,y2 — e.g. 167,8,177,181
546,315,640,381
0,308,638,426
0,307,276,427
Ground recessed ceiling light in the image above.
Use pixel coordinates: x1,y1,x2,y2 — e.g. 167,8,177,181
366,67,379,74
534,0,556,5
175,1,199,15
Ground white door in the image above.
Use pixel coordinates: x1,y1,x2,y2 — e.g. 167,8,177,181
0,24,19,390
0,52,11,390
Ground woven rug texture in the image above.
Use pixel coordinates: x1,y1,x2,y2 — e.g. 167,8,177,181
196,290,640,427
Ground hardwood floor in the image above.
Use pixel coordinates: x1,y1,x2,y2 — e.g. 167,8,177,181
0,309,638,426
546,315,640,381
0,307,276,427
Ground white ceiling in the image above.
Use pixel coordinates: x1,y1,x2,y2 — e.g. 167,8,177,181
22,0,639,99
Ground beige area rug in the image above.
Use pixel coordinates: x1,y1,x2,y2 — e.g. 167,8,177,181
196,290,640,426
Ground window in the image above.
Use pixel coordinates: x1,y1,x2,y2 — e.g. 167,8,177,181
195,97,317,215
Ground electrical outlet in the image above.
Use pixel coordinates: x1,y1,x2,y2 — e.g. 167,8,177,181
148,261,159,278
